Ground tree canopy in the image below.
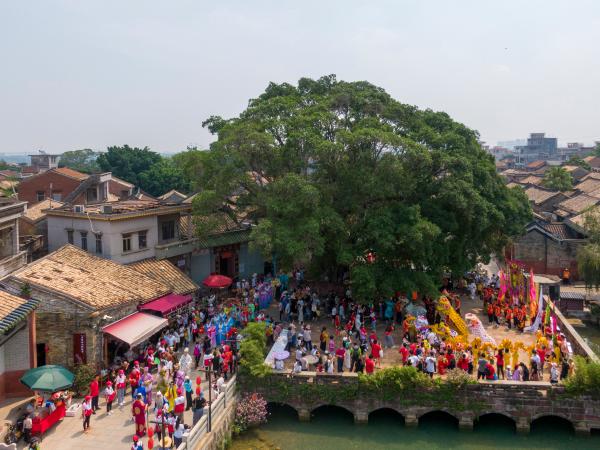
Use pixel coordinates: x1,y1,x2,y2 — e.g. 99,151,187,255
577,207,600,290
541,167,573,191
59,149,100,173
192,75,532,300
567,155,591,170
97,145,162,187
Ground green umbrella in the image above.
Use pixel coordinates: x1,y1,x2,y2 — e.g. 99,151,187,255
20,365,75,393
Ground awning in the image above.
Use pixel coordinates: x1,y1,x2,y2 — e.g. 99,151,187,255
139,294,192,316
102,312,168,347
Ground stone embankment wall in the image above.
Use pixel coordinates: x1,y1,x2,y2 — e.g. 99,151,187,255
247,371,600,436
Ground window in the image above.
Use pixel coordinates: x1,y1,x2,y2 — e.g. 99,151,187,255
36,191,45,202
52,192,62,201
161,221,175,241
86,187,98,203
67,230,74,244
138,230,147,249
95,234,102,254
80,232,88,251
122,233,132,252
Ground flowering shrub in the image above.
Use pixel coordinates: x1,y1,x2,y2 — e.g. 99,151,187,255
234,393,268,433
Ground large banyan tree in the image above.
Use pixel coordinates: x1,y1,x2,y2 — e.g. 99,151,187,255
193,75,531,301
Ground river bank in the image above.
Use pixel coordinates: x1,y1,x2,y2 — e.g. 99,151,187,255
230,405,600,450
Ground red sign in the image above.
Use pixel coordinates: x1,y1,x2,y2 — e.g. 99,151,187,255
73,333,87,365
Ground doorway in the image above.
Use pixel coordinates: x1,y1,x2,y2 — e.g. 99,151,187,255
36,343,46,367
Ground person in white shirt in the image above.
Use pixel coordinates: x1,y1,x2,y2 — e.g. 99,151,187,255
425,352,437,377
293,360,302,373
408,354,419,367
275,358,284,371
216,375,225,393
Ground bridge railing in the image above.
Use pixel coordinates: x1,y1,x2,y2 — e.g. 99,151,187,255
176,374,237,450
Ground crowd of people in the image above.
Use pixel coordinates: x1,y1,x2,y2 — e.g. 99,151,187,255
270,270,575,385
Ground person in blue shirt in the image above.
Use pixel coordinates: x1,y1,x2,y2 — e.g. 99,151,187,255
183,376,193,410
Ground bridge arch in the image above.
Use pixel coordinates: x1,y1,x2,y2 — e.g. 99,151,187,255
266,402,299,420
475,412,516,432
310,404,355,420
418,410,459,428
368,407,405,424
531,414,575,433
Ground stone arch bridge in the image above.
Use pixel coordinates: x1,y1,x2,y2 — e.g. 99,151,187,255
248,372,600,436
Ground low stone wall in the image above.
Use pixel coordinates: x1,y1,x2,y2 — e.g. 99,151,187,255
549,298,598,362
194,398,237,450
245,371,600,435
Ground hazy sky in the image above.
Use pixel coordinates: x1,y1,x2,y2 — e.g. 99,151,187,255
1,1,599,154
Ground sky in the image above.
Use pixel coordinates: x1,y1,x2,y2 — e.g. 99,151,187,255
1,0,599,154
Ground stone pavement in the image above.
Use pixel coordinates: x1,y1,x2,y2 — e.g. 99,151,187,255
12,369,211,450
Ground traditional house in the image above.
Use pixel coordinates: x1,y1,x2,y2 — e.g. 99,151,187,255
129,258,198,296
0,198,28,277
0,291,39,401
562,165,590,183
523,186,568,214
19,199,65,259
583,155,600,171
1,245,172,368
555,193,600,219
509,219,587,280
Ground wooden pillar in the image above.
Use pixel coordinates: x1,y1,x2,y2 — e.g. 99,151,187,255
28,311,37,368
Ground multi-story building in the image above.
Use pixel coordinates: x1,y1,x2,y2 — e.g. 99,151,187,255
0,197,28,277
515,133,558,166
28,151,60,173
17,167,134,206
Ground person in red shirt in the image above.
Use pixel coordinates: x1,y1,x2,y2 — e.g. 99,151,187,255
129,361,141,400
335,346,346,372
495,350,505,379
365,356,375,375
487,304,494,324
504,308,513,329
437,353,448,376
485,360,496,380
371,340,382,368
457,353,469,372
399,344,409,365
89,376,99,413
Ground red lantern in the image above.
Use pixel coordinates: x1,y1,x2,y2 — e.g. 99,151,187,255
148,428,154,438
196,376,201,385
148,438,154,450
366,251,376,264
196,387,201,395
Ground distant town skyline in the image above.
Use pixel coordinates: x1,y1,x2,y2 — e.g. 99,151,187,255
1,1,599,155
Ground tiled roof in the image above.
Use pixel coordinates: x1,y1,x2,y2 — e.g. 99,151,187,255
520,175,544,186
506,182,521,189
47,200,190,219
574,178,600,194
557,194,600,215
158,190,187,202
527,160,546,169
540,223,579,240
23,199,65,223
129,259,198,295
0,291,39,334
583,156,600,168
196,228,252,249
10,245,170,310
524,186,560,205
53,167,89,181
0,170,20,179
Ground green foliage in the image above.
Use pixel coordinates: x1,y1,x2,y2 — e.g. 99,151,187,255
19,282,32,298
358,365,432,393
542,167,573,191
71,364,97,396
97,145,162,187
193,75,532,301
445,368,476,388
239,322,271,378
58,149,100,173
171,148,209,193
137,157,188,197
577,207,600,290
567,155,591,170
564,355,600,397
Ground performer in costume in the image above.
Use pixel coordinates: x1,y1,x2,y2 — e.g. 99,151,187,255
132,393,147,437
129,361,141,400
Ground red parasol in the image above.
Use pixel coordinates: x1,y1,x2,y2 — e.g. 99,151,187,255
202,274,233,289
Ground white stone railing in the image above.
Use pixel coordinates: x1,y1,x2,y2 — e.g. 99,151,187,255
176,374,237,450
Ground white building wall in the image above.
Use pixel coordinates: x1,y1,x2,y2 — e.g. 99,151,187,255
47,215,159,264
4,327,30,371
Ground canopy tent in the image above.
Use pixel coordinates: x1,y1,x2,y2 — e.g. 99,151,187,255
139,293,192,317
102,312,168,347
202,274,233,289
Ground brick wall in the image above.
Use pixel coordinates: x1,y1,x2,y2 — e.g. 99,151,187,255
513,230,582,279
3,280,138,369
18,172,82,205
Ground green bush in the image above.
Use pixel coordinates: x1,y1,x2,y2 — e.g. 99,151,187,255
239,322,271,378
71,364,97,396
564,356,600,397
445,368,476,388
359,365,432,394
